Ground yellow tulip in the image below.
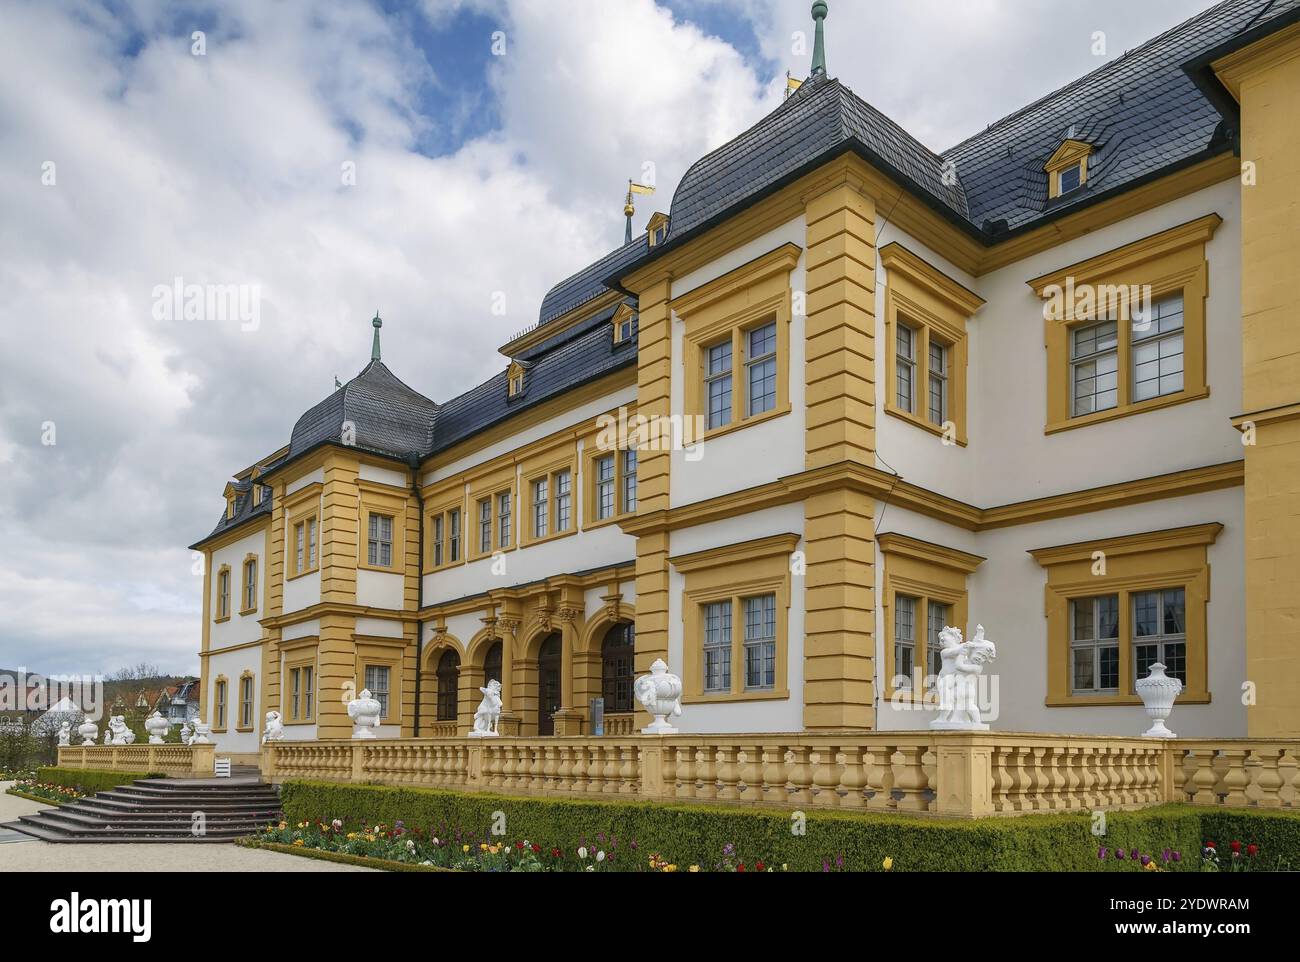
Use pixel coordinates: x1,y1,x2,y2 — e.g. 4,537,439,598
882,856,894,871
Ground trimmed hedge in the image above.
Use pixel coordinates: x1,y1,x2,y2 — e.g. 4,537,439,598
280,780,1211,872
37,767,163,794
1200,808,1300,870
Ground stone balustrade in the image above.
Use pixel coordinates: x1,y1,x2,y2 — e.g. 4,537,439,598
57,743,216,777
259,732,1300,818
602,713,637,736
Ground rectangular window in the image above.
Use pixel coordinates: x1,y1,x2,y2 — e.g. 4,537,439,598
290,668,301,721
621,447,637,514
365,665,391,719
1132,293,1185,403
303,666,314,720
1070,319,1119,417
619,313,635,343
894,595,916,688
448,508,461,562
1070,595,1120,694
1058,162,1082,194
217,569,230,619
703,601,732,693
555,469,571,532
433,514,445,567
240,676,253,729
498,491,511,548
596,453,616,520
308,518,318,569
927,600,951,679
243,558,257,611
742,594,777,690
532,476,548,538
705,339,733,430
927,340,948,426
478,498,492,553
896,323,916,413
745,321,777,417
1133,587,1186,686
367,513,393,567
296,522,305,573
215,681,226,730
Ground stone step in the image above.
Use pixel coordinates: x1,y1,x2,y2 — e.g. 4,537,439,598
0,819,248,844
98,788,279,806
66,798,281,818
53,806,280,827
27,810,272,834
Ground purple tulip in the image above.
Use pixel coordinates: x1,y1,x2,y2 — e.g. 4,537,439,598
1116,849,1126,860
1098,847,1108,859
1140,855,1151,866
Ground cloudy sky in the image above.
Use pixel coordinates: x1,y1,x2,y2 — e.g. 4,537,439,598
0,0,1219,677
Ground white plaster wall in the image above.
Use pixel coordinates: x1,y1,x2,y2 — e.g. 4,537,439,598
208,646,262,756
286,467,324,495
357,568,403,609
874,487,1245,737
282,480,323,613
359,463,407,488
670,216,808,507
666,504,806,733
875,182,1241,507
209,528,267,650
356,616,404,638
282,619,319,641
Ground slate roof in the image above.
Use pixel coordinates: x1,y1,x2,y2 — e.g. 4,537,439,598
193,478,272,548
536,234,649,327
287,359,438,464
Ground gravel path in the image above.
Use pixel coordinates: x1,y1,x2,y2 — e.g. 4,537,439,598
0,782,376,872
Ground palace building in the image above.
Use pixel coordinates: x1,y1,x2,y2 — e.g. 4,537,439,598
191,0,1300,765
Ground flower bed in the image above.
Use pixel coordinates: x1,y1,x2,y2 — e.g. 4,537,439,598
6,779,85,804
254,819,799,873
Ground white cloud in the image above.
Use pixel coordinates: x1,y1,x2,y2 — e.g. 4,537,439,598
0,0,1219,675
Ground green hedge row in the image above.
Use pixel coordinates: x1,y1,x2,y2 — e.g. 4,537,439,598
37,767,163,794
237,838,453,872
1200,809,1300,870
279,780,1219,872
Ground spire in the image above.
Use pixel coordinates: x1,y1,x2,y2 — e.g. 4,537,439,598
811,1,828,77
371,311,382,362
624,179,656,245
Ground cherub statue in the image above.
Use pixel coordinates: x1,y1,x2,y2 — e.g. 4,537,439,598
262,710,285,744
930,625,997,731
180,720,193,745
190,721,211,744
469,679,503,737
58,721,72,747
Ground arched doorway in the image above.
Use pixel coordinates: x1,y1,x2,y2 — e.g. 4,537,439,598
435,649,460,722
536,633,561,736
601,622,636,713
483,641,502,687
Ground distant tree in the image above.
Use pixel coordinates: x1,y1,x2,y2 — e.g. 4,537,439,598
107,663,163,683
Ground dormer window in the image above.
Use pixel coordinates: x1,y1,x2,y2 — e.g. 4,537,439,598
611,303,637,345
507,360,527,398
1045,138,1093,199
646,212,669,248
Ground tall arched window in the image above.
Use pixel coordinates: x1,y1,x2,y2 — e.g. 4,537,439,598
435,650,460,721
483,641,502,687
537,633,562,736
601,622,635,713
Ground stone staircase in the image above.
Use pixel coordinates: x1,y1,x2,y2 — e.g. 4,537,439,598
3,776,282,843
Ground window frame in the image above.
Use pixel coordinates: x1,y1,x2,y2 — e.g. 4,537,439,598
215,565,232,622
675,532,796,704
675,243,798,442
240,554,259,615
1031,213,1219,435
236,671,255,732
1030,523,1220,707
584,434,639,530
878,533,982,700
466,467,516,562
881,243,981,446
426,492,467,571
355,640,403,725
212,676,228,732
357,482,407,574
520,448,577,548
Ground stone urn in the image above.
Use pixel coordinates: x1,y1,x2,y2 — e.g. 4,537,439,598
632,659,683,735
1136,663,1182,738
348,689,382,739
144,711,170,744
77,720,98,746
190,721,211,744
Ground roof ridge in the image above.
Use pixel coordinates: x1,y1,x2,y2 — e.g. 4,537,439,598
941,0,1251,156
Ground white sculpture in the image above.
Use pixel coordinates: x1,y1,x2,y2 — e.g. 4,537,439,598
633,659,683,735
190,720,211,744
347,689,382,739
468,679,503,738
180,720,193,745
77,720,98,746
57,721,71,746
102,725,113,745
107,715,133,745
262,710,285,744
1136,663,1182,738
144,711,170,744
931,625,997,731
